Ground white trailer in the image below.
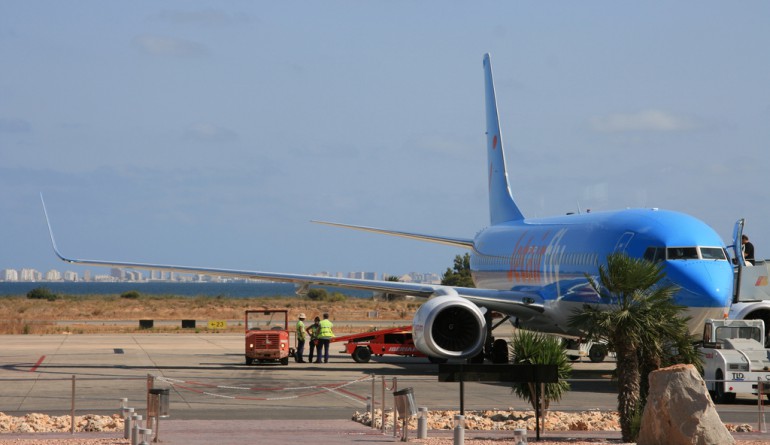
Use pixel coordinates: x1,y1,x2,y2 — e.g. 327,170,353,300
699,318,770,403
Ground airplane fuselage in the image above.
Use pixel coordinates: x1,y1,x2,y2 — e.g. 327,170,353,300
471,207,734,335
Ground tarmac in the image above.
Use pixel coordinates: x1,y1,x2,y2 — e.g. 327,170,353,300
2,333,770,443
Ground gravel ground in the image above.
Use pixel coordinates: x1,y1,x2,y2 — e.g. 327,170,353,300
0,440,126,445
0,437,768,444
2,411,768,445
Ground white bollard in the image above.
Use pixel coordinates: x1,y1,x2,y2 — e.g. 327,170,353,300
138,427,152,445
123,407,134,440
514,428,528,444
131,414,143,445
417,407,428,439
453,414,464,445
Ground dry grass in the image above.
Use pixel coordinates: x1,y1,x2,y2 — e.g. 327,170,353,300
0,295,420,335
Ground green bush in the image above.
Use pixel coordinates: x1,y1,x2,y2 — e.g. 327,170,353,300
307,288,328,301
306,289,347,302
27,287,57,301
120,290,141,299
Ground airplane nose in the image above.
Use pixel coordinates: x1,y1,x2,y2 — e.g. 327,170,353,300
664,261,733,309
663,261,733,334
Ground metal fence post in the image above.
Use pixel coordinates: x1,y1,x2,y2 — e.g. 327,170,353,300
70,375,75,434
370,373,376,429
757,378,767,433
392,377,398,437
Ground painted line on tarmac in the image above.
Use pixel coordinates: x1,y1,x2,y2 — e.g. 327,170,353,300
156,375,370,404
29,355,45,372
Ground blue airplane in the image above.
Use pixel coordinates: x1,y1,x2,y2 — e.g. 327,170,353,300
43,53,734,362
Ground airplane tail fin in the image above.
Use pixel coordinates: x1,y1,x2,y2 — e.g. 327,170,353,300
483,53,524,225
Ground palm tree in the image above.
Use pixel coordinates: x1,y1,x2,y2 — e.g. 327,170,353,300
509,329,572,430
568,252,697,442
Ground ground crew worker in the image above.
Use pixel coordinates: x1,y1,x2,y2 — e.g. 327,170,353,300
295,313,307,363
317,313,334,363
307,316,321,362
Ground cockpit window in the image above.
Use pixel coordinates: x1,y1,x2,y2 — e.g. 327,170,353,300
667,247,699,260
652,246,728,261
643,247,665,263
700,247,727,260
645,246,728,261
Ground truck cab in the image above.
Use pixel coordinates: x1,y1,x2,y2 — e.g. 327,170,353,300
245,309,293,366
700,318,770,403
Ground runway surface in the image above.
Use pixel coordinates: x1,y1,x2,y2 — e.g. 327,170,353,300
1,333,769,443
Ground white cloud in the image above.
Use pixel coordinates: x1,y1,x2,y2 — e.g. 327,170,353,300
184,123,238,142
133,35,208,57
590,110,697,133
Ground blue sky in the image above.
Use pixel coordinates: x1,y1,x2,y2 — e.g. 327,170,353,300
2,2,769,278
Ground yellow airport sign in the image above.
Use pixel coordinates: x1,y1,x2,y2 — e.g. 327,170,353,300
208,320,227,330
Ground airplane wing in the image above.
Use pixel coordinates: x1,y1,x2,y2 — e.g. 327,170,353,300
41,197,543,319
311,220,474,249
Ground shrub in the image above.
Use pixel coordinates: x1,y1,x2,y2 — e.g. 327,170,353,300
306,289,347,302
27,287,57,301
120,291,141,300
307,288,328,301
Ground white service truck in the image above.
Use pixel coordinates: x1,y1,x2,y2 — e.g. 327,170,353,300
700,318,770,403
562,338,609,363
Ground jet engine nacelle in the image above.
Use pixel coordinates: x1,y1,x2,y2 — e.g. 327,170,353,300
412,294,487,359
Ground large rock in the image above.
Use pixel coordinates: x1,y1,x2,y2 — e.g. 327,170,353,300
637,364,735,445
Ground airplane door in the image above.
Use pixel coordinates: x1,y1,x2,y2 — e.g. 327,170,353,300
732,218,745,265
614,232,634,252
732,218,745,304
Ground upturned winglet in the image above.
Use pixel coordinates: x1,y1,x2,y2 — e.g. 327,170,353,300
40,193,73,263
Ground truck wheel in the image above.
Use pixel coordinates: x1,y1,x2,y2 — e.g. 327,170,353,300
714,370,736,403
280,356,289,366
588,344,607,363
245,356,254,365
352,346,371,363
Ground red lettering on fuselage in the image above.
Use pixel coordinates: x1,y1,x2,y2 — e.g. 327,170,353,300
508,230,552,284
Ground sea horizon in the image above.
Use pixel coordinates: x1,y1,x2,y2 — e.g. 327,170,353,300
0,281,374,299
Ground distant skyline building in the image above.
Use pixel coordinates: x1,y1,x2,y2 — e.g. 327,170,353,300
20,268,41,281
63,271,78,281
44,269,62,281
2,269,18,281
0,265,441,284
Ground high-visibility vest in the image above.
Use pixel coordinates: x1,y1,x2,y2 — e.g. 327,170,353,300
319,319,334,339
296,320,306,341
